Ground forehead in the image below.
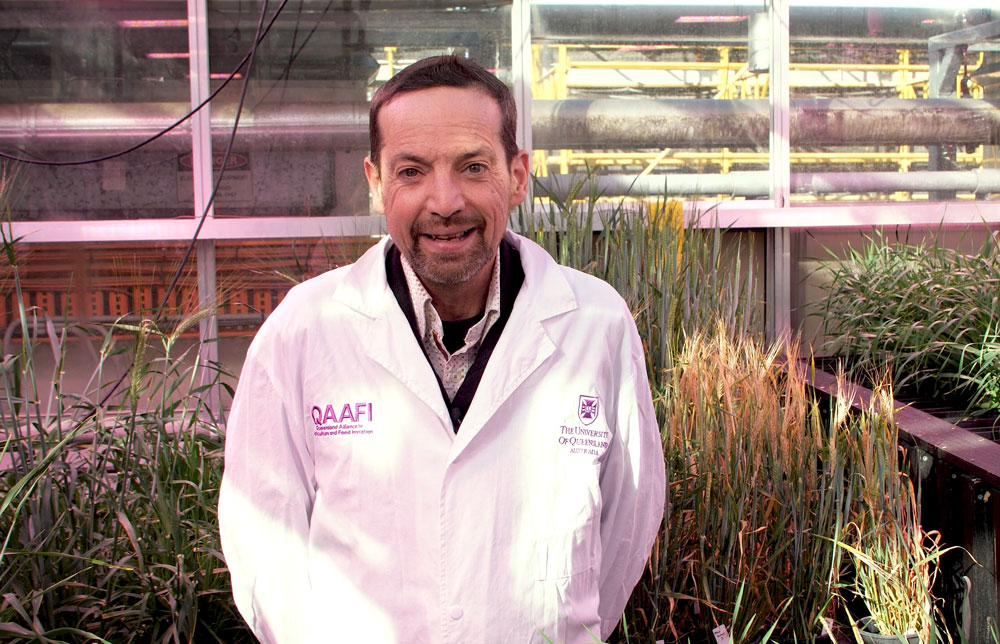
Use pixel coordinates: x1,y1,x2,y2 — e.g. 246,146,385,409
377,86,504,158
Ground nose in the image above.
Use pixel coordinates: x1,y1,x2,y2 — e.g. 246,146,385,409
426,170,466,218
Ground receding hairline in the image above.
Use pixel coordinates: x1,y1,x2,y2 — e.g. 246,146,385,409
371,86,510,174
368,55,520,174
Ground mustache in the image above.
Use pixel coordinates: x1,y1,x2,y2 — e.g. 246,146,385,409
412,214,484,234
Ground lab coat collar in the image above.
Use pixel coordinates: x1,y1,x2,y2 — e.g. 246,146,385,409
334,232,580,451
336,236,396,321
336,238,455,436
336,232,577,332
449,231,578,457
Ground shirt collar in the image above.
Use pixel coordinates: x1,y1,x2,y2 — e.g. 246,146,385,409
399,251,503,356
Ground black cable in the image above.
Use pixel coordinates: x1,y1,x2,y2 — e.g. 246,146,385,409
0,0,289,167
156,0,284,318
250,0,336,111
278,1,336,92
84,0,288,413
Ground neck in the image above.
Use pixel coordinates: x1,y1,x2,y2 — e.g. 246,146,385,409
424,262,494,321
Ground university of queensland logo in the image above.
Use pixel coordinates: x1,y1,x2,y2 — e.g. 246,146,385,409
578,395,600,426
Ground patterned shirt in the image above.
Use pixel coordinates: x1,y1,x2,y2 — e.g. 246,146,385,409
399,253,503,401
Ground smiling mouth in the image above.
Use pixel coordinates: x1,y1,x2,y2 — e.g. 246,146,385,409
423,228,474,242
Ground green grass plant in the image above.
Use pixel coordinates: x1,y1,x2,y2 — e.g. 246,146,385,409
0,219,252,641
817,229,1000,414
519,180,762,378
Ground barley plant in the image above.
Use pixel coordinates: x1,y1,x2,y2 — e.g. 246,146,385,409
836,382,951,644
0,220,252,640
639,330,849,643
522,189,851,642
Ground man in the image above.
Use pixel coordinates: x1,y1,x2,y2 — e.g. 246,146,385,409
218,55,664,644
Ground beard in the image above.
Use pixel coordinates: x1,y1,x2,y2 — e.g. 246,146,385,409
407,214,495,286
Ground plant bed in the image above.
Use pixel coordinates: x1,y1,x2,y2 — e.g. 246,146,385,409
812,355,1000,445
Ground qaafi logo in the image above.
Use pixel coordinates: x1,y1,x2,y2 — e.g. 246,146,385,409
310,401,374,437
578,395,600,426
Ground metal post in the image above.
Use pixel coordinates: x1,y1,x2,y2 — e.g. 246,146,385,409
926,20,1000,200
187,0,220,405
511,0,533,208
928,41,963,199
766,0,791,343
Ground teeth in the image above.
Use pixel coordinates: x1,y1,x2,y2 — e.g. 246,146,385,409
427,230,468,241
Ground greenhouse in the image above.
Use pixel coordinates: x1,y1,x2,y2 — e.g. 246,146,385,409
1,0,999,642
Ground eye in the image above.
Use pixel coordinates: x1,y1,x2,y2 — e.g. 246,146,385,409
466,162,486,175
398,167,420,179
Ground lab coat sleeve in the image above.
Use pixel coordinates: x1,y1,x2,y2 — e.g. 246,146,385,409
218,351,315,644
597,322,666,639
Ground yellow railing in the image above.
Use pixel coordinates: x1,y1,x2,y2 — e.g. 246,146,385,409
530,43,987,185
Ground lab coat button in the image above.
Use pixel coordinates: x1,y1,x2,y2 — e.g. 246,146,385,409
449,605,464,620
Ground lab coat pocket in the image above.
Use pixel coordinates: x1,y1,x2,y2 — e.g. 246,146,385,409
534,525,603,644
536,525,598,581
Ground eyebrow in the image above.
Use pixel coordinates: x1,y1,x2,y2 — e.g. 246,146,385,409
388,147,496,170
388,153,431,168
456,148,495,164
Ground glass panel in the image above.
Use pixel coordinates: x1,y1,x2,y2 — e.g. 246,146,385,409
530,1,769,202
213,236,376,327
1,242,197,327
0,0,194,220
0,236,376,370
204,0,513,217
211,235,377,378
788,2,999,203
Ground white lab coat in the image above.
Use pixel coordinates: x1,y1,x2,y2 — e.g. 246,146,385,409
218,231,665,644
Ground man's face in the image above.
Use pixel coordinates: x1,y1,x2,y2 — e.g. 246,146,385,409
365,86,529,290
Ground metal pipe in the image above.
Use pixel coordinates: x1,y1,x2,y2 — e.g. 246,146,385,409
536,169,1000,199
531,98,1000,148
537,171,772,198
795,169,1000,195
3,98,999,154
0,101,370,153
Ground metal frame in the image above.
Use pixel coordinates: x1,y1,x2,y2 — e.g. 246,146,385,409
766,0,792,343
6,0,1000,341
11,202,999,245
512,0,534,207
187,0,218,371
927,20,1000,199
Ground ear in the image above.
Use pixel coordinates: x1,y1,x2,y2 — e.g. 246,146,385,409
507,149,531,208
364,156,385,214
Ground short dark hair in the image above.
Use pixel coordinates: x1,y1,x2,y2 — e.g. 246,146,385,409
368,55,519,173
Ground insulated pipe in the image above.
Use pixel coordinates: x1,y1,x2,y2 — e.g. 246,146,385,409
794,169,1000,195
537,171,773,199
0,102,370,153
536,169,1000,199
531,98,1000,148
3,98,1000,153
